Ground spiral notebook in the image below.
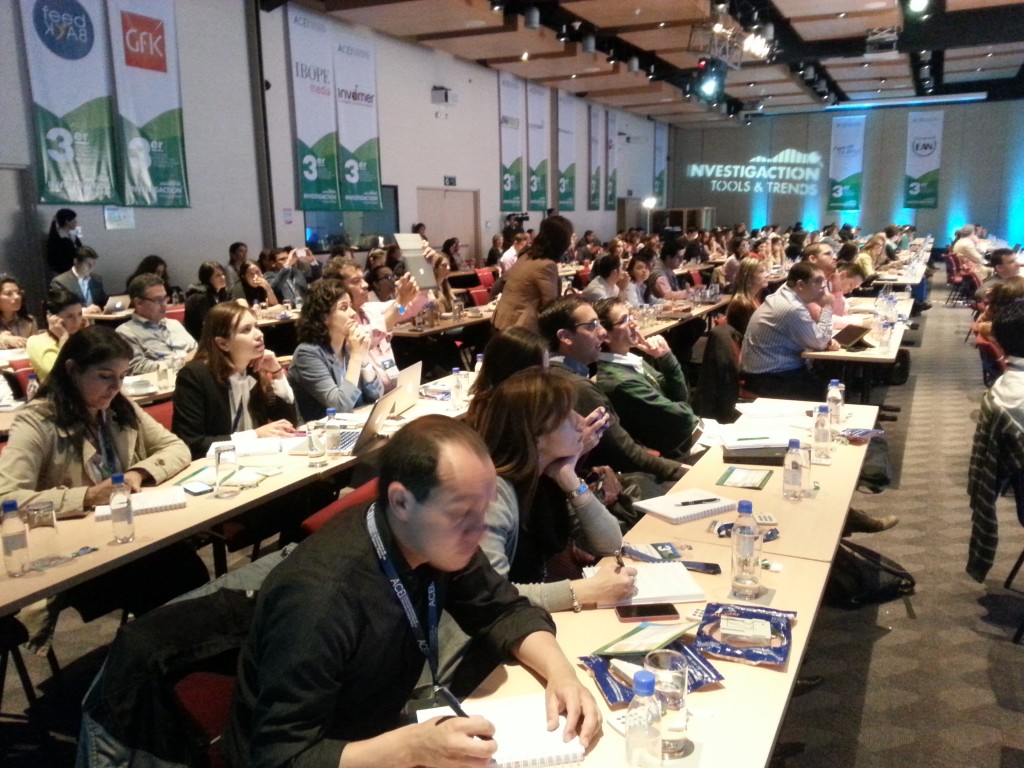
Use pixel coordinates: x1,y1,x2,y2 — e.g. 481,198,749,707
416,693,583,767
633,488,737,524
583,561,706,607
94,487,187,520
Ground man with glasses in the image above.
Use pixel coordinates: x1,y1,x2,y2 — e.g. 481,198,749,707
116,273,197,374
539,296,686,483
740,261,839,401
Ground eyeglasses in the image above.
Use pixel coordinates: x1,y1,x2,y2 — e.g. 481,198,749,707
140,294,169,304
608,314,631,328
375,274,396,282
572,319,601,332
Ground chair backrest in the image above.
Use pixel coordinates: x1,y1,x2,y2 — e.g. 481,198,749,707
143,399,175,431
474,268,495,289
468,286,490,307
165,305,186,323
975,334,1007,387
694,322,743,423
689,270,704,286
9,366,33,399
8,357,32,373
301,477,379,538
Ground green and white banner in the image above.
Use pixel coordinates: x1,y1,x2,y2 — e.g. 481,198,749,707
588,105,601,211
556,90,575,211
904,111,943,209
499,74,523,211
288,6,339,211
107,0,189,207
653,122,667,203
605,110,617,210
827,115,864,211
20,0,120,204
526,83,549,212
334,30,381,211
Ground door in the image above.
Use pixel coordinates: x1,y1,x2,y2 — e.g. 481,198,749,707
416,188,480,265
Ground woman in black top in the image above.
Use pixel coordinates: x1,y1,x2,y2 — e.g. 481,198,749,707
184,260,229,340
46,208,81,274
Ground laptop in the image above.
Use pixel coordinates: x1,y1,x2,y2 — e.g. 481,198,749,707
392,361,423,416
326,388,399,456
832,324,872,350
103,294,131,313
403,253,439,290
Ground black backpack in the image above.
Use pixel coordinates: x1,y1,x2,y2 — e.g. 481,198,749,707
824,539,916,609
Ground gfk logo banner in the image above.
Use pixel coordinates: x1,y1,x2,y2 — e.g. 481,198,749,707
121,10,165,72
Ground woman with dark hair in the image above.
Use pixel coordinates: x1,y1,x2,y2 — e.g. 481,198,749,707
226,241,248,288
622,256,660,307
492,214,574,333
0,325,207,650
288,280,380,422
229,260,279,308
439,237,464,271
0,275,37,348
46,208,81,274
26,286,85,378
125,254,172,294
383,243,406,278
471,368,633,612
172,302,295,459
835,240,860,265
466,326,549,423
184,261,230,340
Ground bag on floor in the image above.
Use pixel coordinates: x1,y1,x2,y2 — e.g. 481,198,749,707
824,539,915,609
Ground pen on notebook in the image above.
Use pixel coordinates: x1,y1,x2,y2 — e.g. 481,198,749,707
736,436,769,441
676,497,719,506
614,548,625,571
433,685,470,718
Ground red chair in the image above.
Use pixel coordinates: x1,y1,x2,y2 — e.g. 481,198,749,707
689,270,704,287
8,357,35,398
301,478,378,538
165,304,186,323
143,400,175,431
975,334,1007,387
172,672,236,768
474,268,496,289
468,286,490,307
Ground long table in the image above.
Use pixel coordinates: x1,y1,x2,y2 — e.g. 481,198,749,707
471,397,877,767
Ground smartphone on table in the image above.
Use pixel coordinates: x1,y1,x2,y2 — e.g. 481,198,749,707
614,603,680,622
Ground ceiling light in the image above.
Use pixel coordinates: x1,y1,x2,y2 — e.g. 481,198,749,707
837,12,847,18
520,51,529,61
744,116,752,126
556,24,569,43
880,78,887,83
862,62,870,68
581,34,596,54
976,67,984,72
696,57,726,102
628,56,640,73
648,64,657,80
606,48,617,64
523,6,540,29
571,74,577,79
490,0,503,12
908,0,929,12
986,52,994,58
659,22,666,28
748,82,755,87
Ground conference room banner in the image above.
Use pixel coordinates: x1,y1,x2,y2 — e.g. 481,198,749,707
20,0,120,204
526,83,549,212
827,115,865,211
107,0,189,207
588,105,601,210
904,111,943,209
333,31,382,211
556,90,575,211
653,122,667,203
604,110,617,210
499,74,524,211
288,6,339,211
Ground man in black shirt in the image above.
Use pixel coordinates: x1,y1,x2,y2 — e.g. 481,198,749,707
224,415,600,768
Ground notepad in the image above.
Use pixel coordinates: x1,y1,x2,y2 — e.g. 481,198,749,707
582,561,706,607
633,488,738,524
415,693,584,768
94,486,187,520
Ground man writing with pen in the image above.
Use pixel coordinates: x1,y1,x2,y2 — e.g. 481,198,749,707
224,415,603,768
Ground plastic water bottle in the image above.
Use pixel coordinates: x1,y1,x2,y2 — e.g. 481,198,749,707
813,405,831,461
1,500,28,577
308,408,330,468
827,379,843,426
156,356,170,388
625,670,662,767
731,500,761,599
110,473,134,544
474,353,484,373
783,439,804,500
25,373,39,400
450,367,463,410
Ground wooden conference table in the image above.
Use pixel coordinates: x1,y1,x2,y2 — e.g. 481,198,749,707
472,397,878,767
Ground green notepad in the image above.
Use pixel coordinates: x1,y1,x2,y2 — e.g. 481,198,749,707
716,466,773,490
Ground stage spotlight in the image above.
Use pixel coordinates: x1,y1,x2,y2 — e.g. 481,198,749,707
696,57,726,102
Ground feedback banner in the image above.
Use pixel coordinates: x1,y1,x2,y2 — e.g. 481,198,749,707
827,115,865,211
904,111,943,209
107,0,189,207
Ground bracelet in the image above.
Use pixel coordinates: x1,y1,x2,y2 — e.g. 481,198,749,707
566,478,589,503
266,367,283,374
568,583,582,613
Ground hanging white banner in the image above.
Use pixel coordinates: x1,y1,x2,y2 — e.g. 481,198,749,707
288,5,339,211
526,83,549,212
20,0,119,203
107,0,189,207
827,115,865,211
556,90,575,212
334,29,382,211
588,105,601,211
904,111,943,209
605,110,617,210
499,74,524,211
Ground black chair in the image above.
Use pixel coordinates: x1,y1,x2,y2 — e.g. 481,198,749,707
0,615,61,739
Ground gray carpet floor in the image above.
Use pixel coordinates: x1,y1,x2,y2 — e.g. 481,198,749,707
3,283,1024,767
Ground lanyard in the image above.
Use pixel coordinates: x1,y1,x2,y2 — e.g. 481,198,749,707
365,505,440,684
231,399,245,432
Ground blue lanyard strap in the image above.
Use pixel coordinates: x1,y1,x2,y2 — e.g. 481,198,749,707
365,505,439,683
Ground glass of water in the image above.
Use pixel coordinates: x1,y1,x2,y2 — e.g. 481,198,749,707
214,444,240,498
644,648,692,759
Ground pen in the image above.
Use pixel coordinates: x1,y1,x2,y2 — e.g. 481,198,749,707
614,548,625,571
736,436,769,441
676,497,720,506
433,685,469,718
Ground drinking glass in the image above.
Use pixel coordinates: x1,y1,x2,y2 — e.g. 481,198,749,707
24,502,67,569
214,444,240,498
644,649,691,759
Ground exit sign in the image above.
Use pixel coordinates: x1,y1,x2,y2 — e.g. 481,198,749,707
443,176,457,186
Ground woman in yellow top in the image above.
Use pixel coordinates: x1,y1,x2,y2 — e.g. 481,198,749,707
26,286,87,379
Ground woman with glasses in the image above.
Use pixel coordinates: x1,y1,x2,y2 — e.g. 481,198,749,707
366,264,397,303
0,275,37,348
593,298,697,459
288,280,380,423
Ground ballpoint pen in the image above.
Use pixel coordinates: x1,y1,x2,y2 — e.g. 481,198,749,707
433,684,469,717
614,548,625,572
676,497,719,506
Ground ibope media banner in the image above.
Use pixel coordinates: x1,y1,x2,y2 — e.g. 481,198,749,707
334,30,382,211
904,111,943,209
107,0,190,208
827,115,865,211
21,0,120,204
288,5,339,211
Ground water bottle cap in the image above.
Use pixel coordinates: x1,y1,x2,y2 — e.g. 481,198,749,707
2,499,17,513
633,670,656,696
829,379,839,387
818,405,829,413
112,473,125,484
326,408,337,417
738,500,753,514
28,373,37,380
788,438,801,449
451,368,460,375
